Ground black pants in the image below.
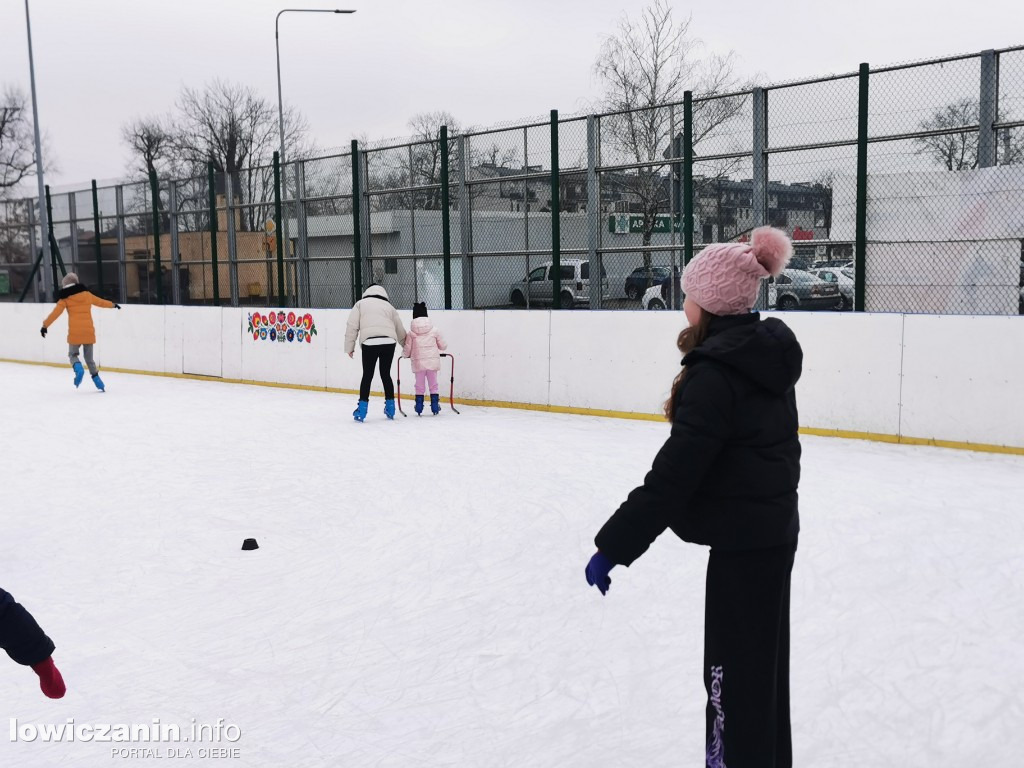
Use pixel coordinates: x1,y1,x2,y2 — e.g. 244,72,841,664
704,540,796,768
360,343,397,401
0,588,55,667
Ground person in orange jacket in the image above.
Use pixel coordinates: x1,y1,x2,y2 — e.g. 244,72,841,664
41,272,120,391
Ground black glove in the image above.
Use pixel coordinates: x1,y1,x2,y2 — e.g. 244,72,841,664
113,303,121,309
40,326,47,338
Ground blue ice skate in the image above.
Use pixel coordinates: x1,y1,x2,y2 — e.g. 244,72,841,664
353,400,368,422
91,373,105,392
430,393,441,415
72,362,84,388
384,399,396,420
414,395,424,415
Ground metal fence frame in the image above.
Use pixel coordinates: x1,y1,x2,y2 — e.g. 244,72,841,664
3,44,1022,315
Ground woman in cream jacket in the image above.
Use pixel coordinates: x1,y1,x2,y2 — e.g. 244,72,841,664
344,284,407,421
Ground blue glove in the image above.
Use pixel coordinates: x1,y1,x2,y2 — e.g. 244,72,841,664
585,551,615,595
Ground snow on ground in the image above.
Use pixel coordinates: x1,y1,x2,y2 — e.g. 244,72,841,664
2,361,1023,767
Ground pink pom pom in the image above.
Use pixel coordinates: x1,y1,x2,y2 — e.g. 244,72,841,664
750,227,792,277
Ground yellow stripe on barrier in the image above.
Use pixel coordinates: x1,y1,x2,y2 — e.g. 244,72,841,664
3,357,1022,456
798,427,1024,457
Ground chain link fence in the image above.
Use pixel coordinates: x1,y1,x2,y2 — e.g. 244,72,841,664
0,198,37,302
7,45,1023,315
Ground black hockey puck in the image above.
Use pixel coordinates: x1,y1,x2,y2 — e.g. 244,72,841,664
241,538,259,551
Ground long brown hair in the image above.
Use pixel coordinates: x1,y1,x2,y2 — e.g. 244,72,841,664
663,308,716,420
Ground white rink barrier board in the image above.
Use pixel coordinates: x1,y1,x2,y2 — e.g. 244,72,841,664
2,303,1022,451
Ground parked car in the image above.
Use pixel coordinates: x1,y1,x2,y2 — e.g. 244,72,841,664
641,274,684,310
641,283,666,310
509,259,609,308
812,259,853,270
624,266,672,301
769,269,842,311
810,267,855,310
1019,262,1024,315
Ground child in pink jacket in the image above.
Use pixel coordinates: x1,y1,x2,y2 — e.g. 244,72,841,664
403,302,447,415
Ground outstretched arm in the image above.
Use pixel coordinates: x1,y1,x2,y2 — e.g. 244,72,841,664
89,293,116,309
42,302,66,329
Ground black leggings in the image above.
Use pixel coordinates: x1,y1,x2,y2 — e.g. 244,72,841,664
360,343,396,400
704,540,796,768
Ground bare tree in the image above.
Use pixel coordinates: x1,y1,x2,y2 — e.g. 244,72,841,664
301,151,354,216
363,114,526,216
810,169,836,234
365,111,528,215
0,199,34,301
173,80,303,174
118,81,313,235
1,86,38,199
479,142,517,169
473,140,524,210
118,115,181,233
407,110,461,210
121,115,176,180
595,1,747,284
172,80,312,230
915,98,1024,170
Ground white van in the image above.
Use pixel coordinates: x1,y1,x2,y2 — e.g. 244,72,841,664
509,259,610,308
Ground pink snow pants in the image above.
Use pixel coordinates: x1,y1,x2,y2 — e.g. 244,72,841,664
414,369,439,395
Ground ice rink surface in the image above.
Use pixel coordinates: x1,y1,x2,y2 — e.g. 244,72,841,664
2,361,1023,767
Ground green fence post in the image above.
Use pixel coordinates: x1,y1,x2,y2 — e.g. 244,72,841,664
17,247,46,302
208,162,220,305
855,63,869,313
550,109,561,309
351,139,363,300
683,91,694,266
91,180,104,295
440,125,452,310
273,151,286,307
148,169,163,304
44,185,65,299
46,185,58,297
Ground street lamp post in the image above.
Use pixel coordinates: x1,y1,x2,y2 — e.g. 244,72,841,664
275,8,355,302
276,8,355,173
23,0,52,299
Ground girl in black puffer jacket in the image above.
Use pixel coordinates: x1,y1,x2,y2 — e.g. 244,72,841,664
1,588,65,698
586,228,801,768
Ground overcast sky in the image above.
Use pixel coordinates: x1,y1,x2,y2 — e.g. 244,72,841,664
1,0,1021,191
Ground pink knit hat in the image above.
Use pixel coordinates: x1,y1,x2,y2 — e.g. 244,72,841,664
681,227,793,315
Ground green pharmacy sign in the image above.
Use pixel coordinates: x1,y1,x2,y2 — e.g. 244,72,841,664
608,214,697,235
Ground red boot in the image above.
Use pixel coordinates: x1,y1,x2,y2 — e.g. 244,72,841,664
31,657,66,699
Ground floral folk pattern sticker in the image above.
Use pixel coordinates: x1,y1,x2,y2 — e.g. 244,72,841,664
247,311,318,344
